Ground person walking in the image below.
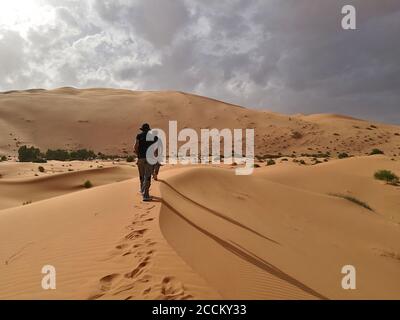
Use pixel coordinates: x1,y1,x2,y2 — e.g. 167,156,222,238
134,123,158,201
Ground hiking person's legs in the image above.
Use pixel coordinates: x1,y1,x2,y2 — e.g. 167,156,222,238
142,161,153,200
137,158,146,194
153,163,161,181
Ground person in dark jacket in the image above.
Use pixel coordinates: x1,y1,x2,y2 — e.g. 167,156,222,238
134,123,158,201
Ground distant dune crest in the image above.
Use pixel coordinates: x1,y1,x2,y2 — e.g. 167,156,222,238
1,88,399,158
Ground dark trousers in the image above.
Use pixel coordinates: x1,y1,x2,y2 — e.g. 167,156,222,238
153,163,161,176
137,158,153,198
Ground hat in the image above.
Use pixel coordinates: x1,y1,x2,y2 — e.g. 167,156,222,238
140,123,151,132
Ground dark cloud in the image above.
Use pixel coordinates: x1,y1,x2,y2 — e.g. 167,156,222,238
0,0,399,123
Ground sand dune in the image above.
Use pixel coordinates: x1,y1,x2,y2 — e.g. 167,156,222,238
0,163,136,210
0,173,219,300
1,88,400,300
159,158,400,299
0,157,399,300
1,88,400,158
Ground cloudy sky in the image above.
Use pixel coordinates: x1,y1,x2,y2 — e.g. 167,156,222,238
1,0,399,123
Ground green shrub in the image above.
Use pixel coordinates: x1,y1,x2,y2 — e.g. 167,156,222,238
38,166,45,173
0,155,7,162
70,149,96,161
46,149,70,161
370,149,384,155
33,158,47,163
126,155,135,163
331,194,374,212
266,159,276,166
254,164,261,168
374,170,399,185
18,146,44,162
338,152,349,159
83,180,93,189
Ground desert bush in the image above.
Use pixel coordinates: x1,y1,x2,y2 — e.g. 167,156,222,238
38,166,45,173
18,146,44,162
331,193,373,212
301,153,329,158
0,155,7,162
370,149,384,155
33,158,47,163
83,180,93,189
261,154,282,160
374,170,399,185
338,153,349,159
46,149,70,161
70,149,96,161
266,159,276,166
254,164,261,168
126,155,135,163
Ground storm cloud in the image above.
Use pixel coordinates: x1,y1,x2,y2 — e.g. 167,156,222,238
0,0,399,123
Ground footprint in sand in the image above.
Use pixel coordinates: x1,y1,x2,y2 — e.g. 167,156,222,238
124,256,151,279
138,275,152,284
146,241,157,247
127,217,154,229
115,244,129,250
99,273,121,292
122,251,134,257
124,228,148,240
158,276,193,300
112,282,136,296
143,287,152,295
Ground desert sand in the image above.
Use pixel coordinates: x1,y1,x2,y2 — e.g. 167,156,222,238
1,88,400,158
0,88,399,300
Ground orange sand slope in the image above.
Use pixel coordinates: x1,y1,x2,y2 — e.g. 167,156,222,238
1,88,400,157
0,156,399,300
0,163,136,210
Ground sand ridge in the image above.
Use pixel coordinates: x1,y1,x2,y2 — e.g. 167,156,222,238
1,88,400,158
